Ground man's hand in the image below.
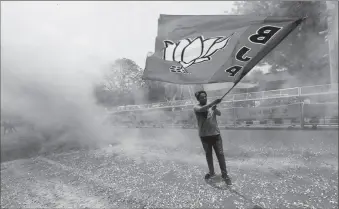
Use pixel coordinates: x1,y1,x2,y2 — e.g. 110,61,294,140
212,105,221,116
211,105,217,110
213,98,222,105
194,98,222,113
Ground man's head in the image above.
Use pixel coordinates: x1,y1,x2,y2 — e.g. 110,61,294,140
195,90,207,105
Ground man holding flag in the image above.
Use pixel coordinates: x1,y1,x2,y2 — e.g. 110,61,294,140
193,91,232,185
143,14,303,183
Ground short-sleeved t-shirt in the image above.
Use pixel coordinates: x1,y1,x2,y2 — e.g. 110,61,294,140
194,104,220,137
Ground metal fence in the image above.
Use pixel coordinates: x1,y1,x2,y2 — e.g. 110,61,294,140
300,83,338,95
109,103,338,128
109,83,338,112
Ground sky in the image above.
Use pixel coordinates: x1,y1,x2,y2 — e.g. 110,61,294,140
1,1,236,69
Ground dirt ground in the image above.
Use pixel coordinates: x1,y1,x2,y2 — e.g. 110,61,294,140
1,129,338,208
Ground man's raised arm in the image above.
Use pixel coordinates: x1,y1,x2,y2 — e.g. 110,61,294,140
194,99,222,112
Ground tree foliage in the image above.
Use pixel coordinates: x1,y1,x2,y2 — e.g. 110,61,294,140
102,58,145,93
92,58,144,106
231,1,331,84
94,58,188,106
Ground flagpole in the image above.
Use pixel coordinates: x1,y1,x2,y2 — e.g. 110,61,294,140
219,17,306,101
220,83,236,100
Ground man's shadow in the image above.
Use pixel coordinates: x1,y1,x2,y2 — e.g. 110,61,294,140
204,175,264,209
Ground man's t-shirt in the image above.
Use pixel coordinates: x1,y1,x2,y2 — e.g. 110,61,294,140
194,104,220,137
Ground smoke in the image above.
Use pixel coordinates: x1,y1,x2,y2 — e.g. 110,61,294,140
0,39,198,162
0,39,119,158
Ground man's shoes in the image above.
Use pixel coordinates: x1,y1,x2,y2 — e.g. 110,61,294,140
222,175,232,186
204,173,216,180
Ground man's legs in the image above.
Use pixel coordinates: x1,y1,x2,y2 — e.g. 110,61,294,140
212,135,227,177
201,136,215,178
213,135,232,185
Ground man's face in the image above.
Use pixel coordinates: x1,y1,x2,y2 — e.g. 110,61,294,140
198,93,207,105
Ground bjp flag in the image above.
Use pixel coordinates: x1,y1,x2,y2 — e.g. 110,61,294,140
143,15,303,85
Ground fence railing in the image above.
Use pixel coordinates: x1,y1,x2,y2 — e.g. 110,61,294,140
109,83,338,112
109,103,339,128
300,83,338,95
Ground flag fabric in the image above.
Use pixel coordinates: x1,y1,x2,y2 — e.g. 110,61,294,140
143,15,303,85
203,82,258,92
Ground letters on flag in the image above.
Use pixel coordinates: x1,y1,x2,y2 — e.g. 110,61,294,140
143,15,303,84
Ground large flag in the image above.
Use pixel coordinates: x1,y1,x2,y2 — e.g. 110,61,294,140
143,15,303,85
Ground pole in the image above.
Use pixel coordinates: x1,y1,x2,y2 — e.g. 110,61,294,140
179,85,183,100
187,85,193,100
221,83,236,100
300,102,304,129
326,1,338,85
232,102,236,127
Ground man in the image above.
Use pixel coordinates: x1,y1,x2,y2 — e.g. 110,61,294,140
194,90,232,186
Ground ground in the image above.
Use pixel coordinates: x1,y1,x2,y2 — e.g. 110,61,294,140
1,128,338,209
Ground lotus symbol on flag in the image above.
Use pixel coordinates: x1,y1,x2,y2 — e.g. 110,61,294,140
163,34,234,71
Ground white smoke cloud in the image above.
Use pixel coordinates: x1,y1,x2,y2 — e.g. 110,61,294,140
0,2,115,156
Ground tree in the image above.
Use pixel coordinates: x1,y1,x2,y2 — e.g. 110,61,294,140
103,58,145,93
161,83,189,102
230,1,331,85
144,80,190,103
95,58,185,106
93,83,113,107
143,81,182,103
93,58,146,106
144,81,166,103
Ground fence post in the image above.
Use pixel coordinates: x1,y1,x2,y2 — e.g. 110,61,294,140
300,102,305,129
232,102,236,127
233,108,236,128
